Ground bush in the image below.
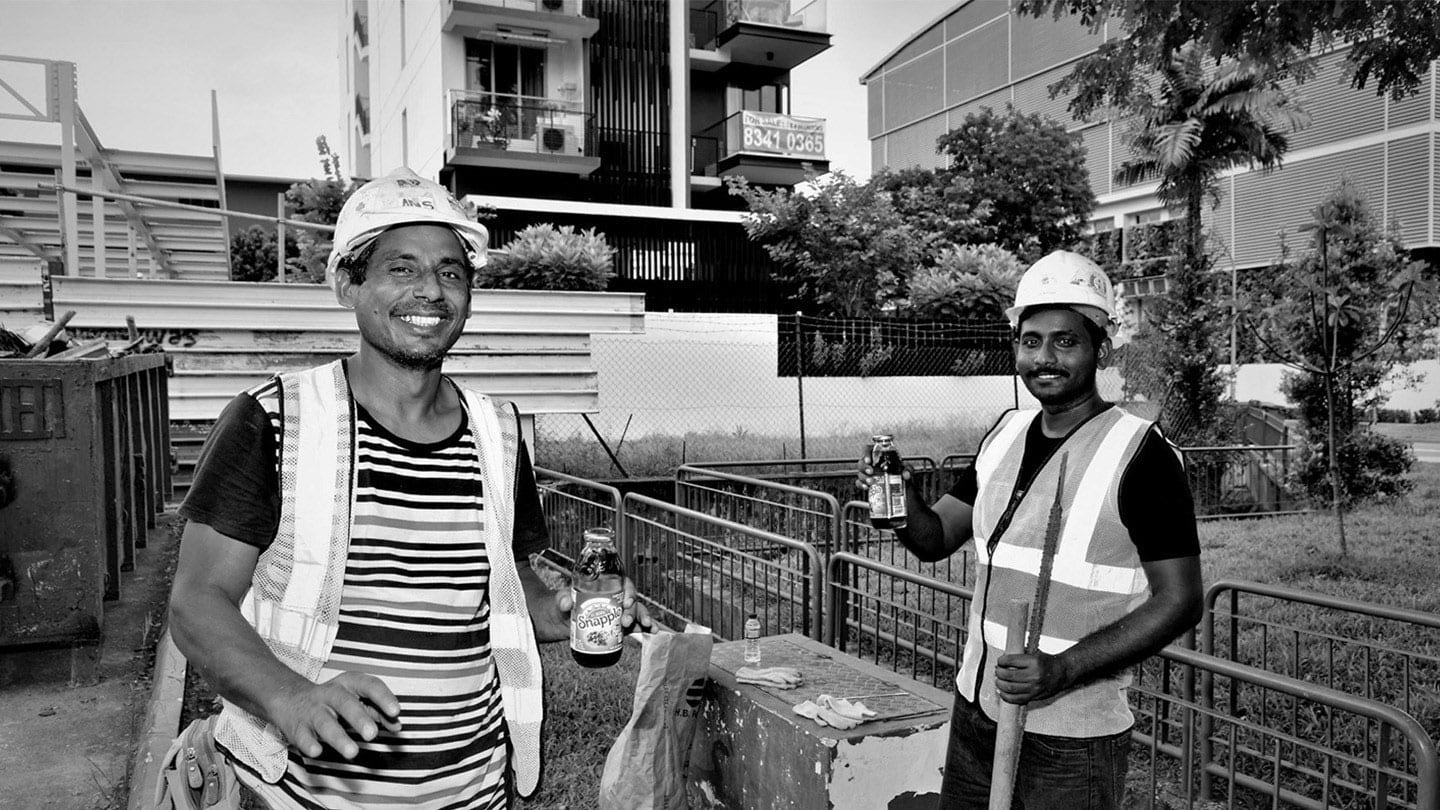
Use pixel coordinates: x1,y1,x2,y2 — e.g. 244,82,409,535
1376,408,1413,424
1289,428,1414,507
906,243,1023,322
229,225,299,282
1417,407,1440,424
477,224,615,291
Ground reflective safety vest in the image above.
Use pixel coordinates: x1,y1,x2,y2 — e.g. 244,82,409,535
956,406,1155,737
214,360,543,794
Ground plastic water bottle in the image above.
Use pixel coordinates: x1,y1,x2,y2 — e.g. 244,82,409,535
743,614,762,664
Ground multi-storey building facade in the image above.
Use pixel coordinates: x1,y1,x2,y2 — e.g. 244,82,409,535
339,0,831,311
861,0,1440,310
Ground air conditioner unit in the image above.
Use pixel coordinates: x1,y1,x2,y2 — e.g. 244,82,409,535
540,126,573,154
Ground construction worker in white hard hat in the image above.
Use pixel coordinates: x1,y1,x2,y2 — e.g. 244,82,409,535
858,249,1202,809
165,168,652,809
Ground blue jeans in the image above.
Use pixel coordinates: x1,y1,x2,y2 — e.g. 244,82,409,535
938,696,1131,809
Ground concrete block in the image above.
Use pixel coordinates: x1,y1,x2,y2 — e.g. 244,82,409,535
690,633,950,810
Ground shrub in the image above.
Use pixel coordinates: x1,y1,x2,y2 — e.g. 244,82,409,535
906,243,1024,322
1417,407,1440,424
477,224,615,291
229,225,298,282
1376,408,1413,424
1289,428,1414,507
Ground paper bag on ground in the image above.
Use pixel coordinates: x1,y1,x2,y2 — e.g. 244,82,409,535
599,624,714,810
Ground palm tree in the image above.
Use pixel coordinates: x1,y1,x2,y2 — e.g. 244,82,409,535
1114,46,1309,442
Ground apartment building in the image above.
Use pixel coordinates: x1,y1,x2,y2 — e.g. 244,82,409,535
339,0,831,311
861,0,1440,305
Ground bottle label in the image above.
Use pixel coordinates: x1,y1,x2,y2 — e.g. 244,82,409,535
868,474,905,519
570,594,623,654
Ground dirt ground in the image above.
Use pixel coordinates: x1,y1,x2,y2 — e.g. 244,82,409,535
0,512,181,809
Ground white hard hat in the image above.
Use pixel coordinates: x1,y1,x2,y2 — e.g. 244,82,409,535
1005,250,1118,338
325,167,489,281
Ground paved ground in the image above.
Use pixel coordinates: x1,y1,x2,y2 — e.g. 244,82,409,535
1412,442,1440,464
0,512,181,810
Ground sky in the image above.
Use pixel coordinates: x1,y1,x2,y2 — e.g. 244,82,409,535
0,0,953,180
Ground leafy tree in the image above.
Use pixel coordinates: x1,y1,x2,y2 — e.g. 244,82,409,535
906,243,1024,322
876,106,1094,263
1236,179,1440,554
477,224,616,291
727,171,929,317
283,136,358,283
229,225,298,283
1018,0,1440,119
1112,46,1307,443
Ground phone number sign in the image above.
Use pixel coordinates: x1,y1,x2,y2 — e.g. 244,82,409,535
740,111,825,159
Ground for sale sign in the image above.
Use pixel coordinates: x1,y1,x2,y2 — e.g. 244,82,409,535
740,111,825,159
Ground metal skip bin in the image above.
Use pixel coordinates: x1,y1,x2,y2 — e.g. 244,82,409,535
0,354,171,646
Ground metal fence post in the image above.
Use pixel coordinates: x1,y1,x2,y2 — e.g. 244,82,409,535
794,311,807,462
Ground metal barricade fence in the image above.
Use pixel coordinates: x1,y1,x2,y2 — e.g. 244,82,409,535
674,464,841,555
823,554,1440,809
1132,646,1439,810
1181,445,1302,519
533,466,624,571
687,455,951,507
1201,580,1440,763
840,501,973,587
824,551,972,689
622,492,823,642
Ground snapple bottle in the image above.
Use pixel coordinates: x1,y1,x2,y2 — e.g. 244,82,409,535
570,527,625,668
868,434,908,530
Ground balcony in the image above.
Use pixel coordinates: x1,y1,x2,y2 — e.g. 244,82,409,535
443,0,599,43
690,0,830,77
692,110,827,187
447,90,601,176
352,10,369,49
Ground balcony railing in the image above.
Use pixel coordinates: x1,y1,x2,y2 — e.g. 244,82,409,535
449,90,592,157
721,0,826,32
694,110,825,168
453,0,582,14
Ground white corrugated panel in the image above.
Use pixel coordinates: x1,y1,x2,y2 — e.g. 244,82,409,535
1386,134,1432,246
881,113,949,171
1230,145,1384,267
883,50,945,132
1387,66,1433,128
1011,65,1075,127
1080,123,1110,197
19,273,644,420
945,18,1009,107
1288,52,1386,152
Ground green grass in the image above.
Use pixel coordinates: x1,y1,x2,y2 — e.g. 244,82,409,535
1370,421,1440,445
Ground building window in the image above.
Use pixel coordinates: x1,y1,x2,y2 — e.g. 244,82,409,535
731,83,787,114
466,39,546,100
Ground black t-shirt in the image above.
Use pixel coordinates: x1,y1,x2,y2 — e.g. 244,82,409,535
946,410,1200,562
180,387,549,556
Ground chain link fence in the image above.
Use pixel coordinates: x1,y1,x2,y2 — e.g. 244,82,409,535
533,313,1127,478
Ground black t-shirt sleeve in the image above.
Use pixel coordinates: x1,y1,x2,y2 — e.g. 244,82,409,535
512,439,549,557
177,393,280,548
1119,428,1201,562
947,463,979,506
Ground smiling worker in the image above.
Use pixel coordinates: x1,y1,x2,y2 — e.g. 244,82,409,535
857,250,1203,808
166,168,650,809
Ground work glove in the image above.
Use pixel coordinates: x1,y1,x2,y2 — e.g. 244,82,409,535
792,694,876,730
735,666,804,689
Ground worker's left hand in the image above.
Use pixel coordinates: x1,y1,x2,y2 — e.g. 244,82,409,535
993,651,1071,705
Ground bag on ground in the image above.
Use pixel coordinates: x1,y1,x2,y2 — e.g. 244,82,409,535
599,624,714,810
154,714,242,810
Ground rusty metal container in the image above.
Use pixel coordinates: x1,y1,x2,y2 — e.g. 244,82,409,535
0,354,170,645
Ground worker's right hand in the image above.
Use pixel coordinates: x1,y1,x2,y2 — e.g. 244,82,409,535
270,671,402,760
854,443,910,493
